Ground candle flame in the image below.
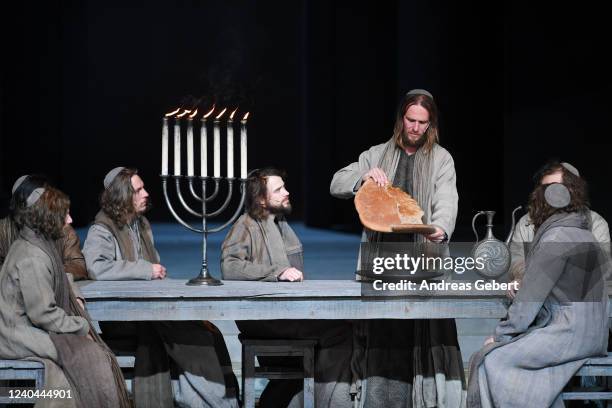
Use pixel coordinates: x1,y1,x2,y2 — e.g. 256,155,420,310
229,108,238,120
165,108,181,117
215,108,228,120
203,105,215,119
189,109,198,119
242,112,250,121
176,109,191,119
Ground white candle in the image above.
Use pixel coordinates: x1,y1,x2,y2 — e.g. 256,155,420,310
240,113,249,179
187,118,194,176
161,117,169,176
200,119,208,177
227,118,234,178
213,119,220,178
173,119,181,175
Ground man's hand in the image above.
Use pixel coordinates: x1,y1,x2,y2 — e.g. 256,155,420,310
76,297,85,310
278,267,304,282
483,336,495,346
506,279,521,299
362,168,389,187
151,264,167,279
425,227,446,243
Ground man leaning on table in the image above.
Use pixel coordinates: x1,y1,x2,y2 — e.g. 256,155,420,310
83,166,239,408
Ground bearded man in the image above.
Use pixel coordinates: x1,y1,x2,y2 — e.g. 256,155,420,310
221,168,353,408
330,90,465,407
82,167,239,408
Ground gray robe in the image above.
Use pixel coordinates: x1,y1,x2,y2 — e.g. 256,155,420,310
0,237,113,408
468,212,610,407
221,213,353,408
82,217,239,408
509,210,610,281
330,140,465,408
221,213,303,281
83,223,156,280
330,141,458,238
1,217,86,301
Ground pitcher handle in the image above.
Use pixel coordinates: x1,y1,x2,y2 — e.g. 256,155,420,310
472,211,486,242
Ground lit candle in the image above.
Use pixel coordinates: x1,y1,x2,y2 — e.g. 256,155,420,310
187,109,198,176
174,109,190,175
162,117,169,176
240,112,249,179
227,108,237,178
162,108,180,176
213,108,227,178
200,106,215,177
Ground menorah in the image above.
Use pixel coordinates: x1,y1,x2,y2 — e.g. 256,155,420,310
160,107,249,286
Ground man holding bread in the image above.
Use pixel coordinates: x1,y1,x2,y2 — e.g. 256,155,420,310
330,89,465,408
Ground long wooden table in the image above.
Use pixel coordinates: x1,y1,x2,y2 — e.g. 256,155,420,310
79,279,512,321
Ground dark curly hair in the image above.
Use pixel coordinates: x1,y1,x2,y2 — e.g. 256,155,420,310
528,160,589,229
13,187,70,240
246,168,287,220
100,167,140,228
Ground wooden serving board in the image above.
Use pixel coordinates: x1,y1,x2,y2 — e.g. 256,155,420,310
389,224,437,234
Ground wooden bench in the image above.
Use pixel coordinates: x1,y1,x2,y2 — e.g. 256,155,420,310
241,339,316,408
562,353,612,401
0,356,135,405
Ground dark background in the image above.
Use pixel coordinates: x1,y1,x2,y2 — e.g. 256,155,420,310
1,0,610,241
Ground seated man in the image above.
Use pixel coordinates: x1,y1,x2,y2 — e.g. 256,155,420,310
508,161,610,296
468,161,610,407
83,167,239,408
0,185,129,407
221,167,353,408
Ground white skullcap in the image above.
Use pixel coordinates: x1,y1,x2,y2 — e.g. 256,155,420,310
104,167,125,189
11,175,29,195
560,162,580,176
26,187,45,207
406,89,434,100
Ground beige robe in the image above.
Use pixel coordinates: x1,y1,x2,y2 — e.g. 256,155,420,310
221,213,303,281
0,239,90,408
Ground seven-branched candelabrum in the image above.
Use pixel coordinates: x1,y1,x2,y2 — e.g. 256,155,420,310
161,107,249,285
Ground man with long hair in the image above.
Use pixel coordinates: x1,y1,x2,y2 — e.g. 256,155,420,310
0,174,88,281
507,161,610,296
83,167,239,408
221,168,353,407
467,162,610,407
0,185,130,407
222,168,304,282
330,90,464,407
